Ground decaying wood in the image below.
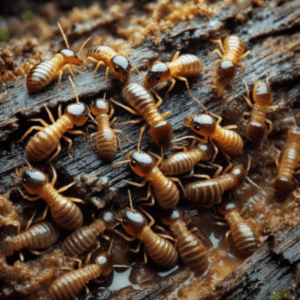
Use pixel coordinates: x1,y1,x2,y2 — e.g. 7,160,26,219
1,0,300,299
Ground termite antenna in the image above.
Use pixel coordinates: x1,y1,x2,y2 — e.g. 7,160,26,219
77,37,92,56
128,190,133,210
26,160,33,170
111,160,130,168
57,22,70,49
108,238,114,254
68,76,80,103
265,72,269,87
246,155,261,189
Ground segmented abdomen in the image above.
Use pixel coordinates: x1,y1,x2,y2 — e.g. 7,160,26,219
26,116,72,162
123,83,164,127
96,127,117,162
231,221,260,255
86,45,115,62
213,127,243,155
149,169,179,209
160,150,200,175
171,54,202,77
1,222,59,256
62,225,98,256
26,60,56,93
277,146,300,180
140,227,178,267
184,178,225,207
223,36,245,63
48,264,101,300
177,230,208,273
43,185,83,231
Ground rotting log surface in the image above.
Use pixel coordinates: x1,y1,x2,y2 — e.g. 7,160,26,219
1,0,300,299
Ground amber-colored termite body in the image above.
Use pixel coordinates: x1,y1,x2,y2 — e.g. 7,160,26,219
1,217,59,261
26,22,90,93
115,193,178,267
89,98,132,161
112,150,183,209
183,112,243,161
184,163,247,207
217,201,262,255
160,143,214,176
61,210,118,258
143,51,206,111
243,75,276,145
162,209,209,274
18,77,89,165
48,240,127,300
207,35,250,87
110,83,173,149
13,164,84,231
274,127,300,194
85,45,139,86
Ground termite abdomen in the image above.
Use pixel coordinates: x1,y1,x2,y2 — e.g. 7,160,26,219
184,164,246,207
61,219,106,257
160,143,213,175
274,127,300,194
162,209,209,274
1,222,59,257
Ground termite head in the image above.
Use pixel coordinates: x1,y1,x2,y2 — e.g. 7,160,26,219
149,121,173,148
58,49,84,66
126,150,156,177
231,164,247,188
143,63,170,90
274,177,295,195
65,103,90,126
95,252,113,276
253,81,272,106
18,168,48,195
101,210,119,230
196,143,214,161
111,55,131,84
288,126,300,144
184,114,216,136
217,201,237,216
161,208,182,226
216,61,237,87
90,99,109,116
119,208,147,236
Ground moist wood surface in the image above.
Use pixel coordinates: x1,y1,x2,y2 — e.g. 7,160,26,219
1,0,300,299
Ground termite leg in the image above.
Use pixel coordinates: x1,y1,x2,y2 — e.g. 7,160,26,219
57,180,77,193
265,119,273,136
62,135,73,158
43,143,62,166
44,105,56,124
164,77,176,99
17,126,45,143
28,118,50,127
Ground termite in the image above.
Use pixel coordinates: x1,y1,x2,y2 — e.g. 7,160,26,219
85,45,139,86
48,240,128,300
114,191,178,267
26,22,90,93
216,201,262,256
88,97,133,161
13,163,85,231
143,51,207,112
110,83,173,149
1,210,59,261
243,74,278,145
18,76,89,166
274,126,300,194
183,111,243,162
184,158,258,207
61,210,119,265
160,142,214,176
112,150,184,209
206,35,251,87
161,208,209,274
